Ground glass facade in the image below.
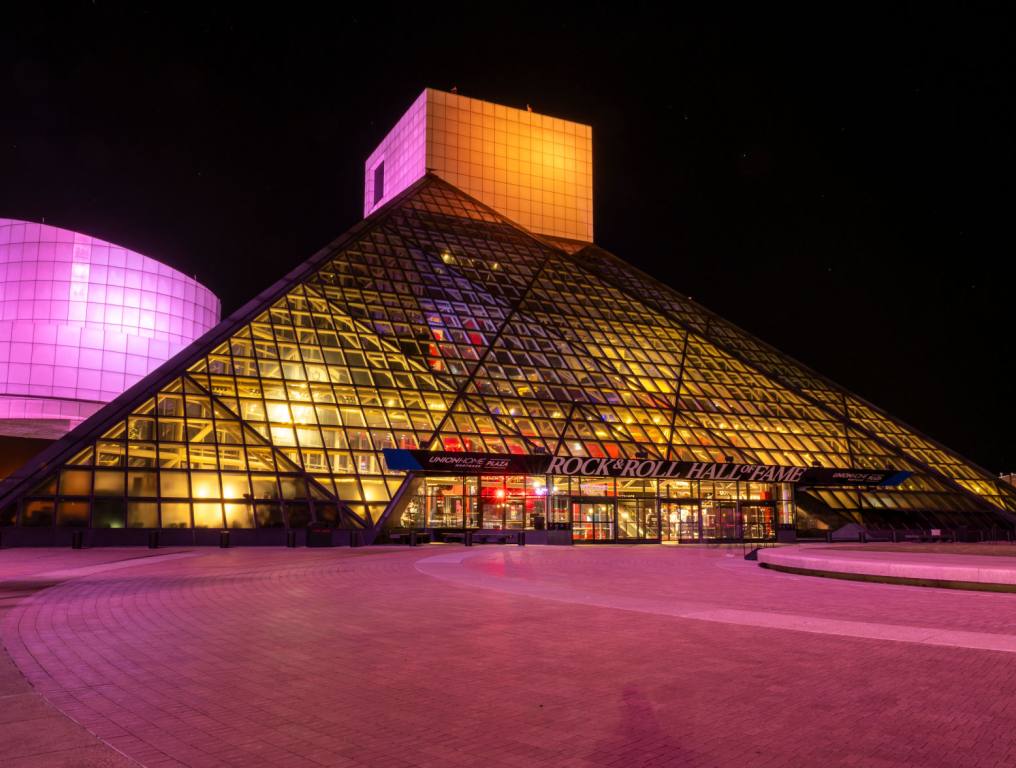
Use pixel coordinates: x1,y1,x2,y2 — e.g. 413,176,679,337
397,474,780,542
1,174,1014,537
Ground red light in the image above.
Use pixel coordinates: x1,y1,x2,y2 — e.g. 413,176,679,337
495,489,505,499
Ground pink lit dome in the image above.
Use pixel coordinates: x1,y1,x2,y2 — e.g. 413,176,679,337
0,219,220,439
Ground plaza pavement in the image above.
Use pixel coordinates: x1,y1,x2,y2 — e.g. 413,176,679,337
1,543,1015,767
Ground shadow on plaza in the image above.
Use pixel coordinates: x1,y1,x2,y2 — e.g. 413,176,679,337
596,684,691,764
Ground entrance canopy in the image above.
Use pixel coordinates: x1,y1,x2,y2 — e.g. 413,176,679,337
382,449,910,486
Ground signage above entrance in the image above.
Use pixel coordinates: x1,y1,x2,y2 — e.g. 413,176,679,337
381,450,911,486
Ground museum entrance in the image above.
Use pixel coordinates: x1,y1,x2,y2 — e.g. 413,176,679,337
661,502,701,542
569,497,659,542
571,499,614,542
392,474,784,543
617,497,659,540
741,502,776,540
662,500,776,542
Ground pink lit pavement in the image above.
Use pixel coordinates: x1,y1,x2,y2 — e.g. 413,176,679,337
2,545,1016,767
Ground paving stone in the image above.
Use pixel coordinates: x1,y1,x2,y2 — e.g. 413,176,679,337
1,545,1015,766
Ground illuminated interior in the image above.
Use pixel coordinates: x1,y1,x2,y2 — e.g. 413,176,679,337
399,474,786,542
2,105,1014,539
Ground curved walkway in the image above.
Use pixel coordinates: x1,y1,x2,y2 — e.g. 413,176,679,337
0,549,180,767
2,545,1016,767
758,543,1016,590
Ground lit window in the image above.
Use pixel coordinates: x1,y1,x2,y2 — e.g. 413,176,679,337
373,161,385,205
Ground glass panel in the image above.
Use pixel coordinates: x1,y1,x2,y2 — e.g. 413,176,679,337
191,472,221,500
128,416,156,441
30,476,58,496
661,502,700,542
572,501,614,542
93,471,124,496
128,443,158,468
57,501,89,527
618,498,657,540
286,503,311,528
158,443,188,468
160,472,189,498
127,471,158,498
224,503,254,529
221,473,251,500
741,504,775,540
333,476,362,501
92,499,126,529
255,503,285,528
127,502,158,528
193,502,224,528
96,441,126,467
22,500,55,527
279,477,307,499
701,501,738,540
360,478,389,503
60,470,92,496
251,476,280,500
160,502,191,528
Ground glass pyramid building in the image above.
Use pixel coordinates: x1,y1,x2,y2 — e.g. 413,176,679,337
1,90,1013,545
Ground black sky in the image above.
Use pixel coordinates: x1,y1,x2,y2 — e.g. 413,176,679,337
2,4,1014,472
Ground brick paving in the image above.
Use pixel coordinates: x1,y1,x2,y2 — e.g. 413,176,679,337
0,549,148,767
2,544,1016,767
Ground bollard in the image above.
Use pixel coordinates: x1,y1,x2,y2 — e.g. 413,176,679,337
858,531,866,543
286,529,296,548
147,530,159,549
349,530,361,548
409,530,417,547
465,530,473,547
71,530,83,549
517,531,525,546
219,530,230,548
825,531,832,543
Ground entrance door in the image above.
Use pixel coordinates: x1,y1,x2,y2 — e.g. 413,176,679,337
572,500,615,542
740,503,775,540
702,503,740,539
662,502,700,541
505,500,525,529
618,498,659,540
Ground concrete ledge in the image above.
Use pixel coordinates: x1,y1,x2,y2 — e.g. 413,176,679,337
758,545,1016,592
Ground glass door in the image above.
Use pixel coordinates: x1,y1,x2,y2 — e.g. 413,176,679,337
662,502,700,541
740,502,775,540
618,498,659,540
505,500,525,529
571,500,615,542
702,502,739,540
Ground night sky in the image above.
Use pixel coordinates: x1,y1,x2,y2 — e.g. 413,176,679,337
3,5,1014,473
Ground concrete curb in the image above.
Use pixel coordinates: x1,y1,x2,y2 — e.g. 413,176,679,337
758,546,1016,592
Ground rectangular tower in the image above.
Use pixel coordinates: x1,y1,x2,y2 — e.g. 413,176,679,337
365,88,593,243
